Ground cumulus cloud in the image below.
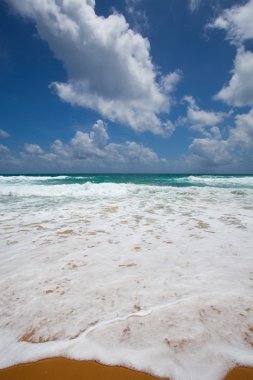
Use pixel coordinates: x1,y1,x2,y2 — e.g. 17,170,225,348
187,107,253,169
50,120,161,167
24,143,44,155
90,119,109,148
181,96,225,136
0,129,10,138
10,120,165,172
211,1,253,108
6,0,177,135
210,0,253,45
215,48,253,107
51,120,108,160
230,108,253,151
101,139,159,166
189,138,231,166
1,114,253,173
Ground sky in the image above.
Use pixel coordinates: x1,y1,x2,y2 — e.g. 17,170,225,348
0,0,253,174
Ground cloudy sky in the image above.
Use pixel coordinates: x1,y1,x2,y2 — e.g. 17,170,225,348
0,0,253,173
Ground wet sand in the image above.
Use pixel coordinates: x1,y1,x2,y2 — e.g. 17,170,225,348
0,358,253,380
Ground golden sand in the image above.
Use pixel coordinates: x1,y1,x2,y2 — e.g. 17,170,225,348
0,358,253,380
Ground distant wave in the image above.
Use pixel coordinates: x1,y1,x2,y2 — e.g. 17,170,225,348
0,174,253,189
187,175,253,187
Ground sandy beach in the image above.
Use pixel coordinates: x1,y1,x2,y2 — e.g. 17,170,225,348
0,359,253,380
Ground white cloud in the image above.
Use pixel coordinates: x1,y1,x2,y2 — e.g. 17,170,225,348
189,138,231,166
1,115,253,173
24,143,44,155
90,119,109,148
7,0,177,135
114,140,160,164
1,120,165,173
210,2,253,108
215,48,253,107
210,0,253,45
51,120,108,160
187,107,253,169
182,96,225,135
49,120,163,170
160,71,182,94
230,108,253,151
0,129,10,138
51,139,70,158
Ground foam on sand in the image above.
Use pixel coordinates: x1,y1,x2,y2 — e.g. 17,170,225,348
0,175,253,380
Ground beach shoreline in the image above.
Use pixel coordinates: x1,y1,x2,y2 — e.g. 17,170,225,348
0,358,253,380
1,175,253,379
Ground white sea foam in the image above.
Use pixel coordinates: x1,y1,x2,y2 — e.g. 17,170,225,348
0,175,67,182
187,175,253,187
0,178,253,380
0,182,133,198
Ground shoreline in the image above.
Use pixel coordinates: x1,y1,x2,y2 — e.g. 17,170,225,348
0,358,253,380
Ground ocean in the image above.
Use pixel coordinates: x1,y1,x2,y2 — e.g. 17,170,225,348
0,174,253,380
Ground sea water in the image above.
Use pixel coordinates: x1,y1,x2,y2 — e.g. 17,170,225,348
0,174,253,380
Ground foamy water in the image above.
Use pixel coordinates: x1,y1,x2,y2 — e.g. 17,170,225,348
0,175,253,380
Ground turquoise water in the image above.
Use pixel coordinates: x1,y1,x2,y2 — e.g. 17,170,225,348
1,173,253,188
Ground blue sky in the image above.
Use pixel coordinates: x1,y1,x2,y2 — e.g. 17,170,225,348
0,0,253,173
